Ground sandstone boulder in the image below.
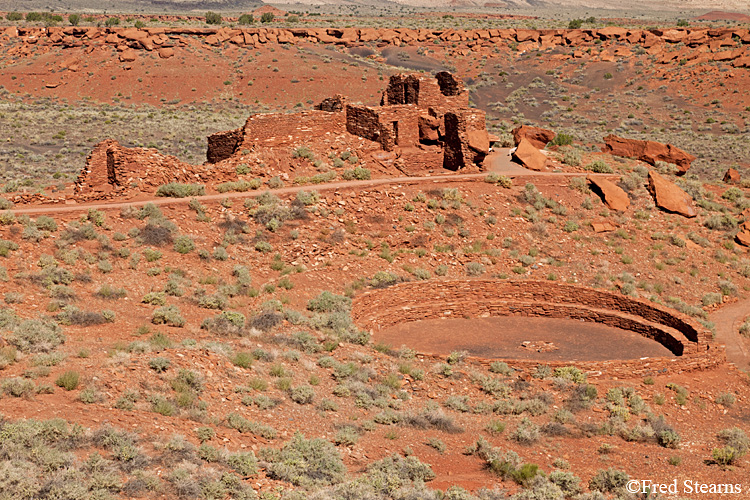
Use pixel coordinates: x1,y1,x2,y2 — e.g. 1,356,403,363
647,170,697,218
157,47,174,59
736,221,750,247
723,168,741,184
588,175,630,211
512,125,555,149
603,134,695,174
512,138,547,171
119,48,137,62
418,115,440,142
467,129,490,155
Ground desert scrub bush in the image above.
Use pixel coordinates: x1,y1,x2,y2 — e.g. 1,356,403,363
2,377,36,397
173,235,195,254
148,356,171,373
55,370,80,391
510,418,541,445
290,385,315,404
586,159,613,173
225,412,277,439
588,468,629,493
342,166,371,180
484,173,512,188
57,306,109,326
465,262,485,276
151,305,185,327
156,183,205,198
259,432,346,487
554,366,586,383
712,427,749,465
6,317,65,353
95,284,126,300
215,179,261,193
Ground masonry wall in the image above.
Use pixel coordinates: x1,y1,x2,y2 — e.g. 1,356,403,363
206,127,242,164
345,105,382,144
352,280,724,378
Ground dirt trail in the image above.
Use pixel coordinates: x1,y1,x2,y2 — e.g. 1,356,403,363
9,152,610,216
709,299,750,372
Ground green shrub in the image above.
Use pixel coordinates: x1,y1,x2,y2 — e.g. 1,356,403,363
261,433,345,487
151,305,185,327
156,183,205,198
6,12,23,21
205,11,222,24
148,357,171,373
226,452,258,477
586,160,613,173
7,318,65,353
342,167,371,180
589,468,629,492
173,235,195,254
550,132,574,147
55,371,80,391
290,385,315,404
260,12,275,23
238,13,254,25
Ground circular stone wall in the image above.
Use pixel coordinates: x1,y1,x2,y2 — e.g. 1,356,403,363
351,280,725,378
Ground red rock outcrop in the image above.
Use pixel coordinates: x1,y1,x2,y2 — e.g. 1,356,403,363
512,138,547,171
647,170,697,218
723,168,741,184
512,125,556,149
588,175,630,211
603,135,696,174
736,221,750,247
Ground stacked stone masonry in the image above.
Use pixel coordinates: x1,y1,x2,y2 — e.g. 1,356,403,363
352,280,725,379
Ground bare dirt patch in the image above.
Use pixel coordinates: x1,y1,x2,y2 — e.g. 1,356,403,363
376,316,676,361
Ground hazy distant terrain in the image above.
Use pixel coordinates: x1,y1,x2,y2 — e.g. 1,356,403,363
1,0,749,14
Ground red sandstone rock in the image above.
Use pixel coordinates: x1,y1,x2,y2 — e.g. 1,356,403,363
591,220,617,233
467,129,490,155
119,48,137,62
512,138,547,171
511,125,555,149
419,115,440,142
723,168,741,184
647,170,697,218
603,134,695,174
736,221,750,247
588,175,630,211
157,47,174,59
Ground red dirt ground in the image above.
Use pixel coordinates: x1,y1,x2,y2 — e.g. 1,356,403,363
375,316,676,361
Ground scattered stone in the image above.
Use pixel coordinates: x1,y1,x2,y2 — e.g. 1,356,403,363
157,47,174,59
512,125,555,149
736,221,750,247
512,138,547,171
588,175,630,211
603,134,696,174
647,170,697,218
119,48,137,62
591,220,618,233
723,168,741,184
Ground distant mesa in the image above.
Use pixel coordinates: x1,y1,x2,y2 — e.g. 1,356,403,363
693,11,750,22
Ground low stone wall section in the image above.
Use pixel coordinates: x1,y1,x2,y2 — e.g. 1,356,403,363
352,279,725,378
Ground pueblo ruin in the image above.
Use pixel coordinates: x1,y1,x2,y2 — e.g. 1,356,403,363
75,71,488,198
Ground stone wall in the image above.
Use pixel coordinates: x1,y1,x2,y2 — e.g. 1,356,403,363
206,127,242,164
352,279,724,378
